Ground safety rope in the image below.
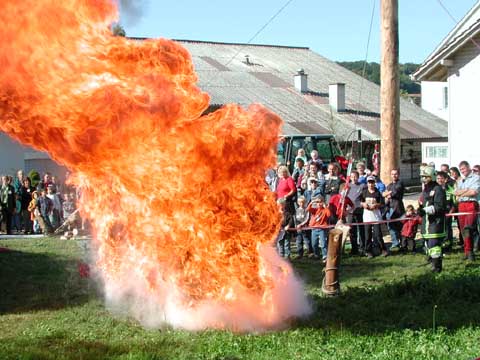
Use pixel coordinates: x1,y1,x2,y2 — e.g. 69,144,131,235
289,210,480,231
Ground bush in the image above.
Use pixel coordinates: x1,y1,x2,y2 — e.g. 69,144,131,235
28,170,41,188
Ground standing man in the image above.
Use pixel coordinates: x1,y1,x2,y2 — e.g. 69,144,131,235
12,170,25,233
347,170,366,255
418,166,447,272
436,171,456,250
454,161,480,261
383,168,405,251
440,164,450,174
324,163,344,204
0,175,16,235
356,162,368,184
292,158,306,193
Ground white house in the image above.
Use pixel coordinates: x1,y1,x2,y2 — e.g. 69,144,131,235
413,1,480,168
420,81,448,121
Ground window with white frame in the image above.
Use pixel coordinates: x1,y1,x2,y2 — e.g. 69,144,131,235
426,145,448,159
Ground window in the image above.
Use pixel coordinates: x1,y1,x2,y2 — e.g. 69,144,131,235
443,86,448,109
426,145,448,159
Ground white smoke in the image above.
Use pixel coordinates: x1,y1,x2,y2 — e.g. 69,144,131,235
101,244,312,332
117,0,149,26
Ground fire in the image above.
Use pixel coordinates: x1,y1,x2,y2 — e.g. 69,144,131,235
0,0,310,331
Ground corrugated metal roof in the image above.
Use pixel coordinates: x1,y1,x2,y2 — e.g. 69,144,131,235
171,40,447,141
289,121,331,135
249,72,291,88
200,56,230,71
401,120,443,139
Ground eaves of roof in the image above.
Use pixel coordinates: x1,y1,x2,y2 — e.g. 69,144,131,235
413,19,480,81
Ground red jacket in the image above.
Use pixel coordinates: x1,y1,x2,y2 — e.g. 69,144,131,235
307,204,331,228
401,215,422,238
328,193,354,220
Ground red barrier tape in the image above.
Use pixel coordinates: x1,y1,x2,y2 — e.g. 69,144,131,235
290,211,480,231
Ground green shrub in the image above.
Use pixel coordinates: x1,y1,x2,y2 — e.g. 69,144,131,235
28,170,41,188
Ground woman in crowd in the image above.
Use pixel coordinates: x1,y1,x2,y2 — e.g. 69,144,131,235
360,176,388,258
19,177,35,234
276,165,297,215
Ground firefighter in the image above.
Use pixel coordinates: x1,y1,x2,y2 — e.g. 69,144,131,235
418,166,447,273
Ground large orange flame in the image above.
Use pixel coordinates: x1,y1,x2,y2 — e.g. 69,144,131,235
0,0,310,330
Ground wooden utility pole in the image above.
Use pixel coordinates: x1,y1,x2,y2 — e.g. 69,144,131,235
380,0,400,182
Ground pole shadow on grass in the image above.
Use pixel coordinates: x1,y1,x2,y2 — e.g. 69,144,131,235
0,249,94,314
295,266,480,334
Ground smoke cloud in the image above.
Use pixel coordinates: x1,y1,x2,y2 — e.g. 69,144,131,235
117,0,149,25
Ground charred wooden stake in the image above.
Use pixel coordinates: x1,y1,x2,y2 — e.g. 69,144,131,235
322,228,344,296
54,209,80,235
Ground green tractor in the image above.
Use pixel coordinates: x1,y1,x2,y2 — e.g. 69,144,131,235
277,134,343,173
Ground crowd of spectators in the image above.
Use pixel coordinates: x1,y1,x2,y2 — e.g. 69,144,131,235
0,170,79,236
266,148,480,267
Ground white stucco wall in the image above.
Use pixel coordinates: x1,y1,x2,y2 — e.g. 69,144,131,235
448,40,480,167
420,81,449,121
0,132,28,175
0,131,67,178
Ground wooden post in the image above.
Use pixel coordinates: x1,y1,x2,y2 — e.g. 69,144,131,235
322,228,343,296
380,0,400,181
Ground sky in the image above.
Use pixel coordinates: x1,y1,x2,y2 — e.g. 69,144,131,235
120,0,478,64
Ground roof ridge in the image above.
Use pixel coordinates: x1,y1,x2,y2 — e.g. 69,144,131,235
419,1,480,66
127,37,310,50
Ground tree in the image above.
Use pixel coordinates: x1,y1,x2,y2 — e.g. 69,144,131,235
28,170,41,188
337,61,420,94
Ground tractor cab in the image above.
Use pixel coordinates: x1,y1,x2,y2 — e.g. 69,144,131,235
277,134,343,173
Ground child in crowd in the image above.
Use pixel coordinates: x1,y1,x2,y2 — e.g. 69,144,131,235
401,204,422,253
28,191,39,233
294,196,310,258
295,148,308,167
276,198,294,259
46,184,62,230
37,189,54,235
303,177,323,205
27,191,45,234
62,193,77,227
307,194,331,262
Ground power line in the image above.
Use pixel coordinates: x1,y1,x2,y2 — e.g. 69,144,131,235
347,0,377,157
211,0,295,71
435,0,480,50
436,0,459,23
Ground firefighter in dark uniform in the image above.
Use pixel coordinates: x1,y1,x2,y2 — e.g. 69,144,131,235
418,166,447,273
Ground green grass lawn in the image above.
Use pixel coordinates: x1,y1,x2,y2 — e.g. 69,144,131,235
1,237,480,360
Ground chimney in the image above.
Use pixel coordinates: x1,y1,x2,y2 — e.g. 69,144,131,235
294,68,308,93
329,83,346,112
